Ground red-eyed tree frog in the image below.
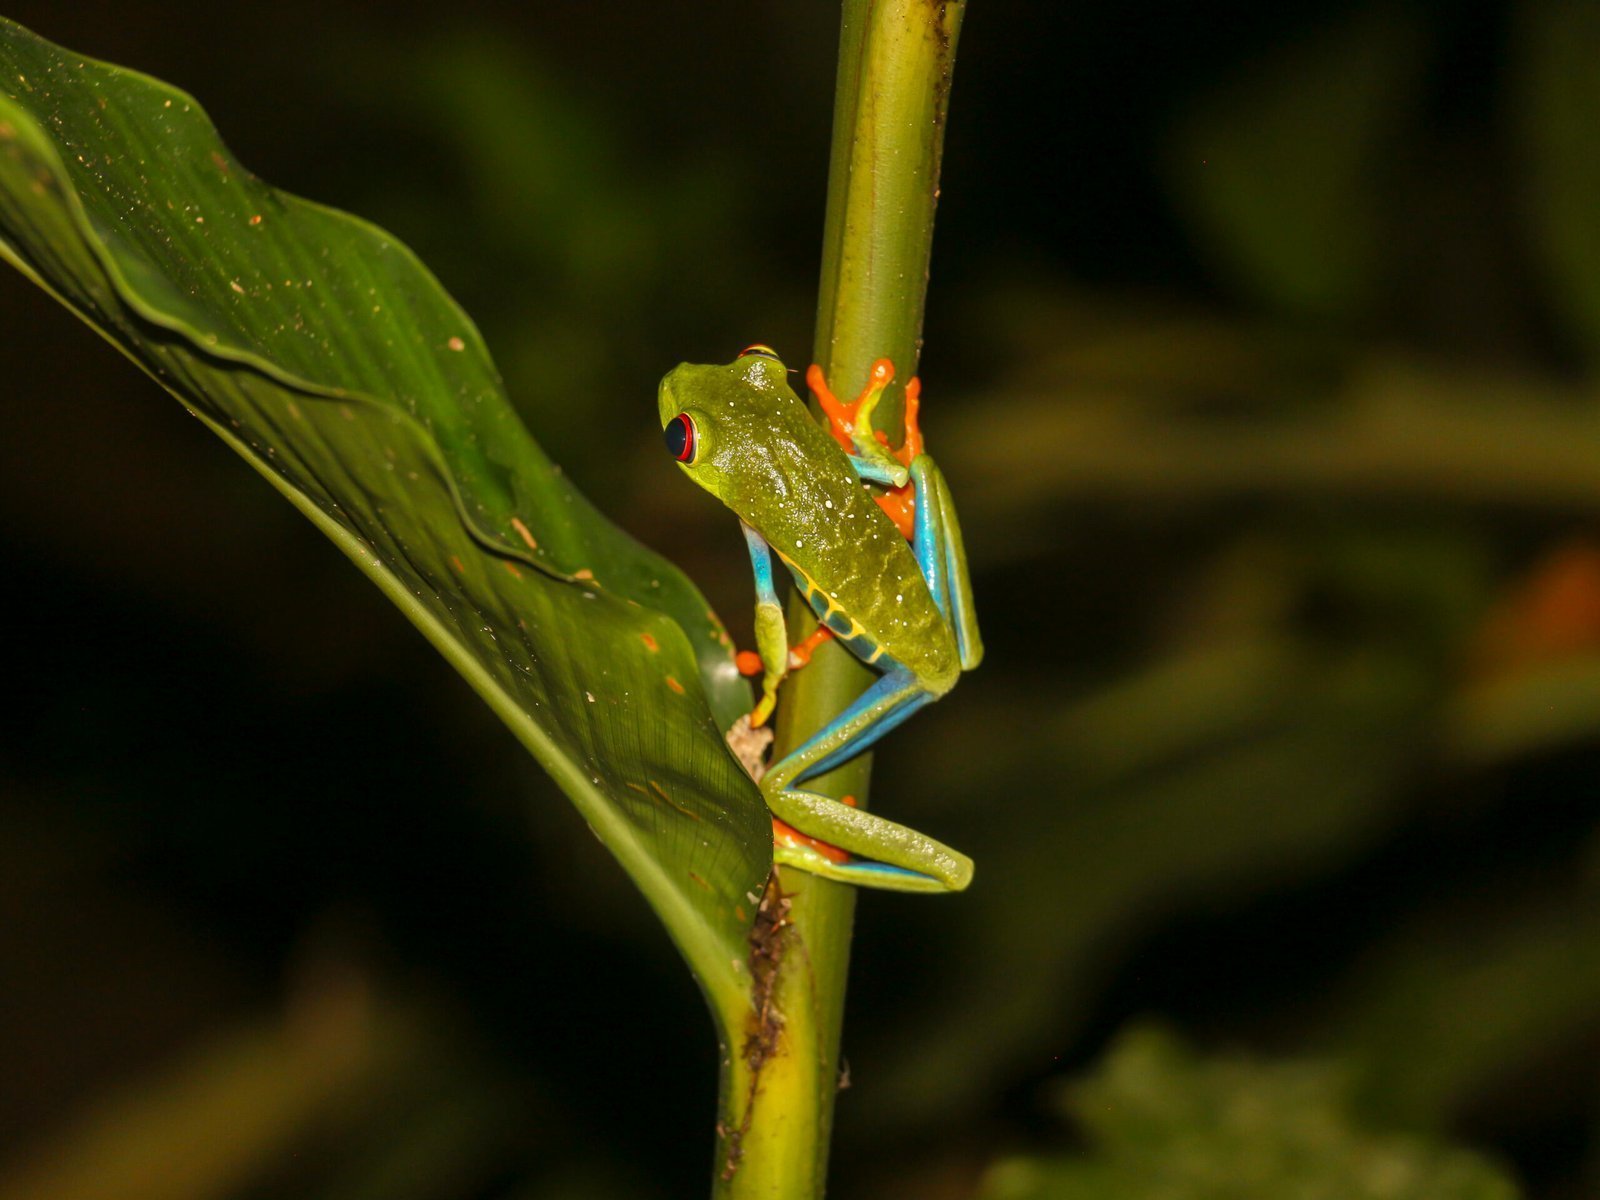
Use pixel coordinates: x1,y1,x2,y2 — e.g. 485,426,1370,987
658,346,981,893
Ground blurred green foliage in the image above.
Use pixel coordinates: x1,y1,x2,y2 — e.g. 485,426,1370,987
1518,0,1600,361
1165,8,1424,318
977,1028,1519,1200
2,1,1600,1198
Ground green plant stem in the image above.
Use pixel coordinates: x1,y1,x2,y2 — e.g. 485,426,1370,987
713,3,965,1197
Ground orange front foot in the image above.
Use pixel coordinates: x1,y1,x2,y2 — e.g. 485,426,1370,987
806,359,925,540
788,624,834,669
736,625,836,727
735,624,835,680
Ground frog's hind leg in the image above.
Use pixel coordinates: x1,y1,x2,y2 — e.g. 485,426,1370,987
763,667,973,892
774,832,954,893
910,456,984,670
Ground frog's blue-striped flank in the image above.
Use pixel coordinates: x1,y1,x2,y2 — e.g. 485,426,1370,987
658,346,982,893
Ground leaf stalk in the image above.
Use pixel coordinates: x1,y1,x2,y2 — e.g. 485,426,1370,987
712,2,966,1195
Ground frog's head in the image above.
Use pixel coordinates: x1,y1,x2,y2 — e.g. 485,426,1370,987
658,345,812,506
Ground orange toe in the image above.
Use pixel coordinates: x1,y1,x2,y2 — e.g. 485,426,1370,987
772,817,851,865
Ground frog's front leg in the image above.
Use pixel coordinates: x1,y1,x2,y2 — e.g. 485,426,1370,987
741,521,789,727
810,358,925,538
808,359,909,489
738,524,844,723
764,667,974,892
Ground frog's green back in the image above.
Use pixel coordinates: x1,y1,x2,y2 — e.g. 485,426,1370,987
659,358,959,693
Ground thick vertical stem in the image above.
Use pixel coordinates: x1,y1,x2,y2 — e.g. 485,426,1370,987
713,3,966,1197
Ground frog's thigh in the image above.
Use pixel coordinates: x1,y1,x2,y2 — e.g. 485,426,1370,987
769,772,972,891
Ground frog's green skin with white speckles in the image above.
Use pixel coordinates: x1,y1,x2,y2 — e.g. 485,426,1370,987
658,347,981,893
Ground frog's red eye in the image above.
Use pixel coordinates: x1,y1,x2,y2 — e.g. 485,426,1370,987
664,413,697,463
738,344,780,361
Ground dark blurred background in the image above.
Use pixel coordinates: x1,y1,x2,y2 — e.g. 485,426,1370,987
2,1,1598,1197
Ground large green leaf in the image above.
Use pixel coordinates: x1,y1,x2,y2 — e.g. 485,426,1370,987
0,17,767,1017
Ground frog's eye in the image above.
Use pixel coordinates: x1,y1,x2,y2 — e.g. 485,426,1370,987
738,344,780,361
664,412,698,463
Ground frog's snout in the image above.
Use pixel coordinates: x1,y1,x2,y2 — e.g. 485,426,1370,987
656,365,689,428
